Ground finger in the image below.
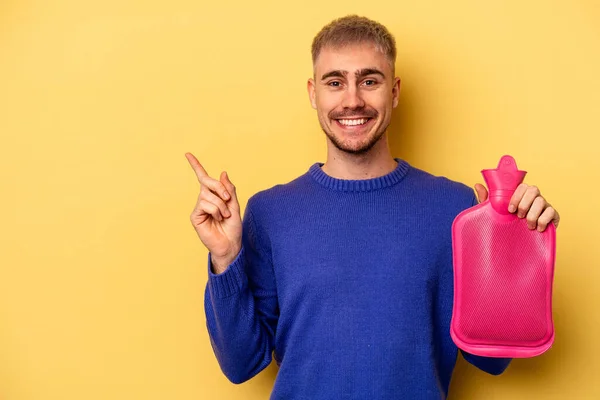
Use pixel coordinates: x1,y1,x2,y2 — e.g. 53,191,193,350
199,199,224,222
193,189,228,220
199,175,231,202
201,187,231,218
474,183,488,204
552,206,560,229
525,196,546,230
536,205,557,232
220,171,240,212
509,183,528,214
189,202,209,225
185,152,210,180
516,185,541,218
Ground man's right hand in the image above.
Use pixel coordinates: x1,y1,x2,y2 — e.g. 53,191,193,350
185,152,242,274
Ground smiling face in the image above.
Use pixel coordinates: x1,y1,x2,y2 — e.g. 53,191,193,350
308,42,401,155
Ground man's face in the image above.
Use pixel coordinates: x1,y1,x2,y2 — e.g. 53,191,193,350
307,42,400,155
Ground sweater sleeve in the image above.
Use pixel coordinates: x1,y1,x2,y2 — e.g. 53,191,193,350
457,191,512,375
203,198,279,384
460,350,511,375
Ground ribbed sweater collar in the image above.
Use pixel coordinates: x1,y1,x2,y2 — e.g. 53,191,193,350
308,158,410,192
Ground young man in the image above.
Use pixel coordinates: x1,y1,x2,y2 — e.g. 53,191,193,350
186,15,560,400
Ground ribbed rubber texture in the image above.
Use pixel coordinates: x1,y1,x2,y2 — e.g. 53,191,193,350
451,203,556,358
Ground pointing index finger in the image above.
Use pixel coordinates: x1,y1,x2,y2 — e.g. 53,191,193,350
185,152,209,180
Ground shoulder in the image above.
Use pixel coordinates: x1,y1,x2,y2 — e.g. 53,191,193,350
245,170,313,215
405,164,477,209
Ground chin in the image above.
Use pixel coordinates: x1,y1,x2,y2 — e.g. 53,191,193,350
341,129,385,150
330,135,381,155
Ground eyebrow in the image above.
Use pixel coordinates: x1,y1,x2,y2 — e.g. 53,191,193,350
320,68,386,81
356,68,386,79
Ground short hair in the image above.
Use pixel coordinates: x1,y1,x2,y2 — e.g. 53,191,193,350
311,15,397,69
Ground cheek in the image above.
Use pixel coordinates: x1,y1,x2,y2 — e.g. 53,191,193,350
368,95,393,115
316,97,338,117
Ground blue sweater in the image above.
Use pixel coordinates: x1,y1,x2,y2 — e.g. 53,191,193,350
204,158,511,399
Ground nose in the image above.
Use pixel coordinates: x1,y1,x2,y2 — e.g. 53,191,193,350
341,86,365,109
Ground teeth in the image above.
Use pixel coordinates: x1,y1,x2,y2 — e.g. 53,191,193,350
338,118,368,126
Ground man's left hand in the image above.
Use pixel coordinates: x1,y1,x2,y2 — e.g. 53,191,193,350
474,183,560,232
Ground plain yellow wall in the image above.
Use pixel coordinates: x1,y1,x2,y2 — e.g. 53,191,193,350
1,0,598,399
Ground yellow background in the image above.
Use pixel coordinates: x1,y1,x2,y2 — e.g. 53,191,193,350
1,0,598,399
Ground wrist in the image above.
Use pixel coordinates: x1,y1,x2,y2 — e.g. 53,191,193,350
210,247,241,274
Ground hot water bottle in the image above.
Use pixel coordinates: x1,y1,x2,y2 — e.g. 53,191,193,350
450,155,556,358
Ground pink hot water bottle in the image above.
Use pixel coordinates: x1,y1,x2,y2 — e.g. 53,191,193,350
450,155,556,358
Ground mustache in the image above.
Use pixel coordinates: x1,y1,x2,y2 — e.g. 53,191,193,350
329,108,378,119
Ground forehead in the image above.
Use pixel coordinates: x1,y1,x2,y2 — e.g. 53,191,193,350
314,42,392,76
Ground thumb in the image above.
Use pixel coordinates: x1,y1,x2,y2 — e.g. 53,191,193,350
474,183,488,204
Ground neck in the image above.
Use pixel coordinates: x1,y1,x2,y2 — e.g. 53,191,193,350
322,133,397,179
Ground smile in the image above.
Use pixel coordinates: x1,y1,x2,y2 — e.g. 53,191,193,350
336,118,372,126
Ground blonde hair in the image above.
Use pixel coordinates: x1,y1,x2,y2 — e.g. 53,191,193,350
311,15,397,68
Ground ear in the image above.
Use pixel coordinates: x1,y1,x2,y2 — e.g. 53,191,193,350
307,78,317,109
392,77,401,108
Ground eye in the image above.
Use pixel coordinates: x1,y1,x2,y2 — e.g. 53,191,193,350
363,79,377,86
328,81,341,87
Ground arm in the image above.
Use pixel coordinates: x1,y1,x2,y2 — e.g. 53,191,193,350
433,189,512,380
436,245,513,377
457,191,512,375
204,199,279,384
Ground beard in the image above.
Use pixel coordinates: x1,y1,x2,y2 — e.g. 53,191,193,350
320,107,387,155
322,126,386,155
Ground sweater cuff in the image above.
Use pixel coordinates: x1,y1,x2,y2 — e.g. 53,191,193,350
207,247,247,299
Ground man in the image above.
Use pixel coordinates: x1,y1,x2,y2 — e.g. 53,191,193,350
185,15,560,399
